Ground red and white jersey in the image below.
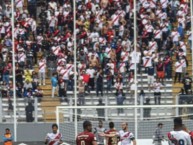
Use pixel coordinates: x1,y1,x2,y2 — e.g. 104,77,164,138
175,61,183,73
181,59,187,68
121,51,129,62
160,0,168,8
57,66,63,74
143,56,153,67
117,130,135,145
178,17,185,28
160,22,168,32
119,62,126,73
177,10,185,18
99,37,107,45
18,52,26,62
37,35,44,45
153,82,162,92
105,47,112,58
158,12,167,20
107,63,115,75
48,1,57,11
168,130,192,145
0,26,5,34
78,63,86,74
145,24,153,33
66,64,74,72
49,16,58,27
171,31,180,42
148,41,157,52
156,9,162,16
18,28,25,35
39,59,46,72
154,30,162,39
149,0,156,9
46,132,62,145
15,0,23,8
60,68,70,80
179,41,186,53
52,46,61,56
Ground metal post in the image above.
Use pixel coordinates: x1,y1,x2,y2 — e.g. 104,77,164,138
34,98,38,122
73,0,78,139
105,96,108,121
133,0,138,139
70,97,73,122
175,95,179,117
191,0,193,77
11,0,17,141
56,107,60,132
140,95,143,120
0,98,2,123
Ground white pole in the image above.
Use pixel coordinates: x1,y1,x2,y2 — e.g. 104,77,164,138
191,0,193,77
56,107,60,132
73,0,78,139
133,0,138,139
11,0,17,141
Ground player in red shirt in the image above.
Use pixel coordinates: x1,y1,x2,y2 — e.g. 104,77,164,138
76,120,98,145
105,122,118,145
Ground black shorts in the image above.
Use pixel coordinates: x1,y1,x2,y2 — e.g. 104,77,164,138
154,92,161,96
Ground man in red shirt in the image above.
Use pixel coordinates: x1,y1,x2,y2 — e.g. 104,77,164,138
105,122,118,145
76,121,98,145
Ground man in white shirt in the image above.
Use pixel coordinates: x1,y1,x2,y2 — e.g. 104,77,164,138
86,65,96,90
170,28,180,46
152,79,163,105
168,117,192,145
38,56,47,85
45,124,63,145
174,59,183,83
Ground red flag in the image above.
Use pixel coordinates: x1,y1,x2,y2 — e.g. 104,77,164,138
82,74,90,83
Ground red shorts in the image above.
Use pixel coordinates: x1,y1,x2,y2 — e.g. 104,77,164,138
157,71,165,78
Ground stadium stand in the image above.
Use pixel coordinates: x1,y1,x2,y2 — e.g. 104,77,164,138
0,0,192,122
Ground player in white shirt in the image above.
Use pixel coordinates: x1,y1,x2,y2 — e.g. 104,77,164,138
45,124,63,145
168,117,192,145
101,122,136,145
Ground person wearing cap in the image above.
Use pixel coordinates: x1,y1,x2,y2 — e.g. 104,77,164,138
153,123,164,145
167,117,192,145
3,128,13,145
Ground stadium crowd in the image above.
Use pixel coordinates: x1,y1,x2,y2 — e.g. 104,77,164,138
0,0,192,107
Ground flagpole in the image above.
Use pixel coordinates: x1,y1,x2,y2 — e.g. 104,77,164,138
133,0,138,139
73,0,78,139
11,0,17,141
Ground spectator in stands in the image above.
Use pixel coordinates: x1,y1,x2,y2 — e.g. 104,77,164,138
147,66,155,90
96,99,105,121
25,102,34,122
16,64,24,86
152,79,163,105
34,87,43,102
96,70,104,97
51,73,58,98
156,58,165,84
8,99,13,115
86,65,96,90
38,56,46,85
24,69,32,82
16,82,23,98
1,81,8,98
182,73,192,95
58,74,68,103
174,59,183,83
78,79,85,106
116,90,125,114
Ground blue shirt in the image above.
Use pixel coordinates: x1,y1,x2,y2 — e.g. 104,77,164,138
51,77,58,87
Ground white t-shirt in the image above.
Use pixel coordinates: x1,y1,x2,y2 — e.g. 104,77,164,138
46,132,62,145
175,61,183,73
86,69,95,78
121,51,129,62
117,130,135,145
153,82,162,92
130,51,141,63
143,57,152,67
171,31,180,42
168,130,192,145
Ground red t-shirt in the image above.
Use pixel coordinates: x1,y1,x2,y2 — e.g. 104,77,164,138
106,129,118,145
189,131,193,145
76,131,96,145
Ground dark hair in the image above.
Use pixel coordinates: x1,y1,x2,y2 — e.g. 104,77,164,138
109,122,114,129
5,128,10,131
83,120,91,129
174,117,182,126
52,123,58,129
